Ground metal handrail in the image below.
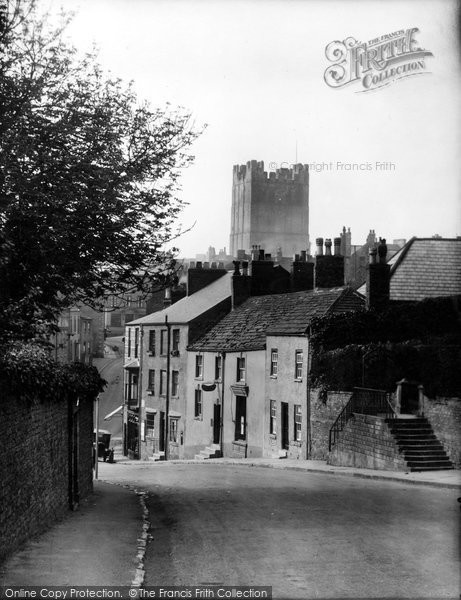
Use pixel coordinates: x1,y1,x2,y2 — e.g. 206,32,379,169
328,387,396,451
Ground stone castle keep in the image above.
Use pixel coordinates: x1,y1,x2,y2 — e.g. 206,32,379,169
229,160,310,258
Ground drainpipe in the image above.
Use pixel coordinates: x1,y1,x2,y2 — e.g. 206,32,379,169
164,316,171,461
220,352,226,457
306,331,312,459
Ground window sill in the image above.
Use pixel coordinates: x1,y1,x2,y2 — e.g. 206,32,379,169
147,352,155,357
233,439,247,446
194,416,203,421
269,433,277,439
294,378,303,383
270,375,277,379
147,391,154,396
292,440,302,447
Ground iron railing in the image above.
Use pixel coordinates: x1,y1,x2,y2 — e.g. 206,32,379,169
328,387,396,451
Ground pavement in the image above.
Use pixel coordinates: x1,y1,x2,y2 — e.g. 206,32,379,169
0,450,459,589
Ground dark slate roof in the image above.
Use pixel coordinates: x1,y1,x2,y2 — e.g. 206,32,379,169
388,238,461,301
189,288,363,352
129,272,232,325
357,238,461,301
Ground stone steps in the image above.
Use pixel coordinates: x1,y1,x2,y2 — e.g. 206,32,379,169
194,444,222,460
386,417,453,472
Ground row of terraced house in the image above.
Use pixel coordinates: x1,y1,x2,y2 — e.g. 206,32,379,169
122,236,461,467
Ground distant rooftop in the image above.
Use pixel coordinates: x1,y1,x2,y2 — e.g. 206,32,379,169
128,272,232,326
189,287,363,352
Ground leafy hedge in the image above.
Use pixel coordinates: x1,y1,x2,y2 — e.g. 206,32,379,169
0,342,106,401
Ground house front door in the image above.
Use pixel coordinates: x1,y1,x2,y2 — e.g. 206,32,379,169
213,404,221,444
235,396,246,441
281,402,289,450
159,411,165,452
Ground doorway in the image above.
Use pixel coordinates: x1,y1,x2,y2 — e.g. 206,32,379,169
159,411,165,452
234,396,246,441
213,404,221,444
400,381,419,414
281,402,289,450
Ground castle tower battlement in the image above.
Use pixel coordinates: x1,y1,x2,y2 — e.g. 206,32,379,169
230,159,309,258
233,160,309,184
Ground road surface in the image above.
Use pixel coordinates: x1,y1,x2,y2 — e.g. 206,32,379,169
93,336,124,439
101,461,460,599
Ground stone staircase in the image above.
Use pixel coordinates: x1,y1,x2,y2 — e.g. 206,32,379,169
194,444,222,460
387,417,454,471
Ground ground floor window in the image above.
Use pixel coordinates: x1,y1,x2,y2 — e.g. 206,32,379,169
294,404,302,441
146,412,155,437
270,399,277,434
169,418,178,443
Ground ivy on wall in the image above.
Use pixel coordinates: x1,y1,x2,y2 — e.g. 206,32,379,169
308,297,461,398
0,342,106,402
309,297,461,353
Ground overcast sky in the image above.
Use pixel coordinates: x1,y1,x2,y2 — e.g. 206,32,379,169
59,0,461,257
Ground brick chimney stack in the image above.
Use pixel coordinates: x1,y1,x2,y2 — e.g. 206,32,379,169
249,247,275,295
291,250,314,292
366,238,390,311
231,260,251,309
314,235,345,288
187,261,227,296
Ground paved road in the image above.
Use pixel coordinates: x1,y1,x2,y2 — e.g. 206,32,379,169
93,336,124,438
101,462,460,599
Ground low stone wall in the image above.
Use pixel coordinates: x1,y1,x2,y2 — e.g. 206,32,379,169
328,413,407,471
0,393,94,562
309,390,352,459
424,396,461,468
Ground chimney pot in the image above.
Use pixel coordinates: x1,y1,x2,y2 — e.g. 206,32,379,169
211,262,217,269
265,253,271,261
203,261,209,269
378,238,387,264
241,260,249,276
196,261,202,269
334,238,341,256
316,238,324,256
325,239,332,256
300,250,307,262
258,249,265,260
189,261,196,269
218,261,224,269
369,248,377,264
163,287,172,307
233,260,241,276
